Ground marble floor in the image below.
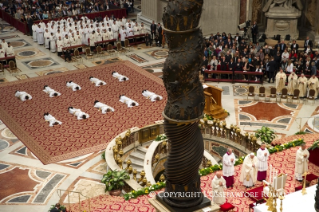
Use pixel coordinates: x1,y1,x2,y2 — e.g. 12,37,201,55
0,17,318,212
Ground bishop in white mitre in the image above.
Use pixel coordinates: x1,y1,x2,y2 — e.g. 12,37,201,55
94,100,114,114
112,71,129,82
44,112,62,127
142,90,163,102
295,143,309,181
212,172,226,205
240,153,258,187
43,85,61,97
222,148,235,188
15,91,32,101
68,107,89,120
66,81,81,91
119,95,139,108
89,76,107,86
256,143,270,181
275,68,286,94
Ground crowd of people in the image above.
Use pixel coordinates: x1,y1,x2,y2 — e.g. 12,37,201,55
0,39,15,61
202,27,319,98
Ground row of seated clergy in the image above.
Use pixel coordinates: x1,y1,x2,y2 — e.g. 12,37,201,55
0,40,14,58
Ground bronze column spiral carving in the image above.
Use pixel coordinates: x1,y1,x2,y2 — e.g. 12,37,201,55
156,0,210,210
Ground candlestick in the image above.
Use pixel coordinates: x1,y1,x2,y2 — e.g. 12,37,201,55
281,173,284,195
270,165,272,184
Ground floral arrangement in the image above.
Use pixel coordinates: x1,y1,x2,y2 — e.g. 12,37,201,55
204,114,214,120
155,134,167,141
199,138,304,176
48,204,66,212
123,181,166,200
308,139,319,151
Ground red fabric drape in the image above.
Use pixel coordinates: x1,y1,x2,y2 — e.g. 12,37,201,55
309,148,319,167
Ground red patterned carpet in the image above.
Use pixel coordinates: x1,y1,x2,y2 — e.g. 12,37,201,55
67,134,319,212
0,61,166,164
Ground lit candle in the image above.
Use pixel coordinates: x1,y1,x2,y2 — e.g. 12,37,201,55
282,173,284,194
270,165,272,184
275,170,278,190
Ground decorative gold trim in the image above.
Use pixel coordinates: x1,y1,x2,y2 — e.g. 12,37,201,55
162,26,200,34
162,112,203,124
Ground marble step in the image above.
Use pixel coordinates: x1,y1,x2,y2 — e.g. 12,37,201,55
130,164,144,173
129,151,145,161
127,158,144,167
136,146,148,154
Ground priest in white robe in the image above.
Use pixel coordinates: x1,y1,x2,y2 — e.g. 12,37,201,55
36,25,44,45
212,172,226,205
142,90,163,102
112,21,119,41
44,112,62,127
57,36,64,56
66,81,81,91
43,85,61,97
32,23,38,41
112,71,129,81
240,153,258,188
68,107,89,120
295,143,310,181
44,29,50,49
222,148,236,188
89,77,106,86
119,95,139,108
298,74,308,97
15,91,32,101
94,100,115,114
307,75,319,97
256,143,270,181
49,33,57,53
275,68,286,94
287,72,298,95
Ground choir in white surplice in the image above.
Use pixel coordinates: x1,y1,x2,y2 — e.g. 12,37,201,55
66,81,81,91
44,112,62,127
68,107,89,120
112,71,129,82
256,143,270,181
94,100,115,114
15,91,32,101
89,77,107,87
119,95,139,108
43,85,61,97
142,90,163,102
222,148,235,188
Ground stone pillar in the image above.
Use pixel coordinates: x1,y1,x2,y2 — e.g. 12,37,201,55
313,1,319,45
137,0,159,31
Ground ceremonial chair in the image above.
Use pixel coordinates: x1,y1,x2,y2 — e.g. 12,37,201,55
107,44,116,56
307,89,316,105
219,202,235,212
258,86,266,102
263,173,287,196
278,87,288,103
73,49,83,64
247,86,255,101
85,48,94,61
0,63,4,77
8,61,18,76
291,89,300,104
96,46,105,59
116,42,126,55
124,39,132,52
269,87,277,102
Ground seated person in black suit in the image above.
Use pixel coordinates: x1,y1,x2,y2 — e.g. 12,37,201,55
50,203,65,212
303,63,311,76
235,58,243,79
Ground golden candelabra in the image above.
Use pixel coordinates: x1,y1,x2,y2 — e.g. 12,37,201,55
302,172,309,195
272,190,278,212
267,185,274,211
279,194,285,212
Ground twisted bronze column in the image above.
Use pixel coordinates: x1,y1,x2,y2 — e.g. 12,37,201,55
156,0,210,210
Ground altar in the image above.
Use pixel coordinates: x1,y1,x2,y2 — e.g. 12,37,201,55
254,185,316,212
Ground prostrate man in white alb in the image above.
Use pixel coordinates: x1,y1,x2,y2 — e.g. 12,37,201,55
240,153,258,188
43,85,61,97
68,107,89,120
89,76,106,87
112,71,129,81
222,148,236,188
15,91,32,101
66,81,81,91
142,90,163,102
94,100,114,114
44,112,62,127
119,95,139,108
256,142,270,181
212,171,226,205
295,143,309,182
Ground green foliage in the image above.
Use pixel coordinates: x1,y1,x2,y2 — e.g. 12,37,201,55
48,205,66,212
294,131,308,135
308,140,319,151
155,134,167,141
204,114,214,120
101,152,105,160
101,170,130,192
255,126,276,144
123,181,166,200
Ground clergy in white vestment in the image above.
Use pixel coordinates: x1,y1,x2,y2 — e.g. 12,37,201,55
94,100,115,114
43,85,61,97
126,24,134,36
68,107,89,120
256,143,270,181
44,29,50,49
66,81,81,91
5,43,14,56
89,31,96,51
57,36,64,56
222,148,236,188
240,153,258,188
112,71,129,81
44,112,62,127
287,72,298,95
89,76,106,86
212,172,226,205
298,74,308,97
119,95,139,108
119,26,127,46
140,23,146,35
275,68,286,94
36,25,44,45
307,75,319,97
49,33,57,52
112,21,119,41
32,23,38,41
0,45,4,58
107,28,114,40
133,23,140,35
295,143,309,181
142,90,163,102
15,91,32,101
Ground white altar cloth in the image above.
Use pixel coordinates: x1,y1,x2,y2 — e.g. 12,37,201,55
254,185,317,212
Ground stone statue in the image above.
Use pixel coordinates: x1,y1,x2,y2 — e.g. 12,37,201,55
263,0,303,12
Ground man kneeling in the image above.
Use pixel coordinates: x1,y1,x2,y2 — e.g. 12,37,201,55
44,112,62,127
119,95,139,108
43,85,61,97
142,90,163,102
68,107,89,120
94,100,114,114
89,77,107,87
112,71,129,82
66,81,81,91
15,91,32,101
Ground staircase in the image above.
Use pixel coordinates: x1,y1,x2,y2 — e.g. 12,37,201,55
209,104,228,120
125,146,147,176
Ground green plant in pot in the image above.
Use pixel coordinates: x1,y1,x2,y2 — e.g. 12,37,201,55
255,126,276,144
101,169,130,196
